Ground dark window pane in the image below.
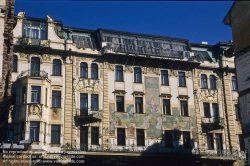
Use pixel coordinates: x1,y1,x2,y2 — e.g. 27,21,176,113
91,94,98,110
178,72,186,87
116,66,123,81
52,91,61,108
207,134,214,150
135,97,143,113
91,127,99,145
80,93,88,115
161,70,169,85
116,96,124,112
136,129,145,146
165,130,173,148
12,55,18,72
183,132,190,148
80,62,88,78
212,103,218,119
163,99,171,115
232,76,238,91
51,125,60,144
180,101,188,116
210,75,216,89
30,122,40,141
201,74,208,88
53,59,61,75
117,128,125,146
80,126,88,146
31,86,41,103
134,67,142,83
203,103,211,118
91,63,98,79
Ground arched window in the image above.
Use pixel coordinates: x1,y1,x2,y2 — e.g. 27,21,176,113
209,75,216,89
31,57,40,76
201,74,208,88
80,62,88,78
52,59,61,75
91,63,98,79
12,55,18,72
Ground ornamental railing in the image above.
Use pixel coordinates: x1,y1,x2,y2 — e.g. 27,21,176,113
19,37,50,47
104,42,185,59
17,70,48,79
75,108,103,118
201,117,224,126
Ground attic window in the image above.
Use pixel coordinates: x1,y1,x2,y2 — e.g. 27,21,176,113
23,21,47,40
72,35,96,49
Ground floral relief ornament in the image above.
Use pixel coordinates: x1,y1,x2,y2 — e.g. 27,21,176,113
28,104,42,117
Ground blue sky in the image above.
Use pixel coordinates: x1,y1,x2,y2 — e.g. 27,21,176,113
14,1,233,45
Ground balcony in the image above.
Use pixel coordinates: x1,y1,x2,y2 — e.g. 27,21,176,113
104,43,185,59
18,37,50,47
201,117,224,130
74,108,103,125
17,70,48,79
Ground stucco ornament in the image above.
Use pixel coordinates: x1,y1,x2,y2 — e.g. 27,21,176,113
153,68,160,75
108,63,115,71
42,54,51,61
124,65,133,73
17,12,26,18
198,89,219,102
47,15,54,22
74,78,102,92
170,69,178,77
20,53,30,59
28,104,42,117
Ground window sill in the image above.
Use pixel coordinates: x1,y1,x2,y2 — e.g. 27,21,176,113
181,115,190,117
161,84,169,86
178,86,187,88
51,75,62,77
232,90,238,92
115,80,124,82
116,111,126,113
50,143,61,147
133,82,143,84
12,71,18,73
162,114,172,116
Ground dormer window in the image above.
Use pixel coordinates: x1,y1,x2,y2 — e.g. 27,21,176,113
23,21,47,39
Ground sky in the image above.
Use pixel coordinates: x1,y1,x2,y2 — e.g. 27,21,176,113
14,1,234,45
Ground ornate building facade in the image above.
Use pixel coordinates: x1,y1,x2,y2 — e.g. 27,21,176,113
7,12,244,165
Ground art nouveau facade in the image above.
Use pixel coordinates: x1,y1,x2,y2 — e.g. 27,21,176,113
7,12,244,165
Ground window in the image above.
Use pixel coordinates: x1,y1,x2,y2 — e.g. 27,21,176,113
203,103,211,118
161,70,169,85
12,55,18,72
80,126,88,145
212,103,218,119
52,91,61,108
207,133,214,150
201,74,208,88
178,72,186,87
165,130,173,148
183,131,191,148
91,94,98,110
116,96,124,112
239,134,245,151
117,128,125,146
31,86,41,103
235,104,240,119
80,93,88,116
210,75,216,89
8,124,14,141
51,125,60,144
22,86,26,104
30,121,39,141
45,88,47,106
163,99,171,115
116,66,123,81
31,57,40,76
23,21,47,39
136,129,145,146
44,123,46,143
135,97,143,113
52,59,61,75
91,63,98,79
215,134,223,151
232,76,237,91
91,127,99,145
80,62,88,78
180,101,188,116
134,67,142,83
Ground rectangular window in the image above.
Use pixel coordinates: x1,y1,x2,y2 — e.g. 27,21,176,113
136,129,145,146
180,101,188,116
80,126,88,145
31,86,41,103
201,74,208,88
116,96,124,112
215,134,223,151
91,127,99,145
235,104,240,119
22,86,26,104
178,72,186,87
8,124,14,141
44,123,46,143
91,94,98,110
117,128,126,146
51,125,60,144
165,130,173,148
80,93,88,116
183,131,191,148
163,99,171,115
30,121,40,141
134,67,142,83
116,66,123,81
161,70,169,85
207,133,214,150
239,134,245,151
210,75,216,89
135,97,143,113
45,88,47,106
23,21,47,39
232,76,238,91
52,91,61,108
203,103,211,118
212,103,218,119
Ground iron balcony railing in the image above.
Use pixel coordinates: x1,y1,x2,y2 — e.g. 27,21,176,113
201,117,224,126
104,43,185,59
19,38,50,47
17,70,48,79
75,108,103,118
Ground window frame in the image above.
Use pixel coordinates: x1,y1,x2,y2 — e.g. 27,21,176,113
30,57,40,76
136,129,145,146
116,96,124,112
161,70,169,85
183,131,191,149
51,125,60,144
52,91,61,108
115,66,124,81
201,74,208,89
207,133,214,150
165,130,173,148
232,76,238,91
12,55,18,72
178,72,186,87
23,21,47,40
135,97,143,114
212,103,219,119
52,59,62,76
91,63,98,79
117,128,126,146
203,102,211,118
209,75,216,89
134,67,142,83
91,127,99,145
80,62,88,78
180,100,188,116
91,94,99,111
31,86,41,103
30,121,40,141
163,99,171,115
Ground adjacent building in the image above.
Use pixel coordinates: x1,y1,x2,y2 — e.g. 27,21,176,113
224,2,250,165
6,12,244,165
